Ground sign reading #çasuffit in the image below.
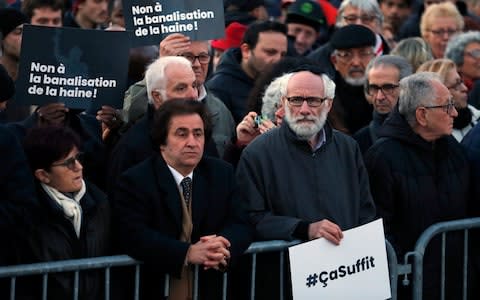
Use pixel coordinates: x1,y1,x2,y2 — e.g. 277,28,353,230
289,219,391,300
122,0,225,46
16,25,130,110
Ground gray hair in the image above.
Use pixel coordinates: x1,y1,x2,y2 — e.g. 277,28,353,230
398,72,441,126
366,55,413,82
261,73,293,121
145,56,192,103
445,31,480,66
336,0,383,28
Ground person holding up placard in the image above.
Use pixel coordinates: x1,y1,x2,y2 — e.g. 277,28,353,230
236,65,376,298
107,56,221,194
121,33,236,158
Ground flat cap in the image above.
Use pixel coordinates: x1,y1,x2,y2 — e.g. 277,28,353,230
330,25,376,50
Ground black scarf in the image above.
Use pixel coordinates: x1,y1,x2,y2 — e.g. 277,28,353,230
453,106,473,129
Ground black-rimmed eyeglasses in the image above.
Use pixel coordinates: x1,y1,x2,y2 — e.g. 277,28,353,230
51,152,84,171
422,100,456,114
180,53,211,64
365,83,399,96
285,96,329,107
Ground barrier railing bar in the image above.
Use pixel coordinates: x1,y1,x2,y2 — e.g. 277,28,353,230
222,272,227,300
134,265,140,300
193,264,199,300
441,233,446,300
42,273,48,300
463,229,468,300
0,255,139,278
279,251,284,300
105,266,111,300
250,253,256,300
73,271,79,300
9,276,15,300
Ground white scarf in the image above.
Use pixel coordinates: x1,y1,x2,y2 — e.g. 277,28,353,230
41,180,86,237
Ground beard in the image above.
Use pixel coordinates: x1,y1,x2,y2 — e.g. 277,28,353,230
344,67,366,86
344,75,366,86
284,105,328,140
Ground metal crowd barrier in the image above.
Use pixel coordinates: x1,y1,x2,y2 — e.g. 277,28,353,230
2,217,478,300
403,217,480,300
0,238,400,300
0,255,141,300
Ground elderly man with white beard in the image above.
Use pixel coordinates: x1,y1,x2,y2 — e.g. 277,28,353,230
235,66,376,243
329,24,377,135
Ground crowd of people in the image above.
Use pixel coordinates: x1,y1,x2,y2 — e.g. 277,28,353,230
1,0,480,299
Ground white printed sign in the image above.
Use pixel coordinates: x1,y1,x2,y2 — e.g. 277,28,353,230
289,219,391,300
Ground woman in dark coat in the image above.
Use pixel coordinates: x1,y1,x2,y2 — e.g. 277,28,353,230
19,126,110,300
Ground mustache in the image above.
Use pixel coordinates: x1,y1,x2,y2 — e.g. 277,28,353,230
292,116,318,122
348,66,365,74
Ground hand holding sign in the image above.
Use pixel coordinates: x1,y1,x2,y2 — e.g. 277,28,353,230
308,219,344,244
37,102,69,126
159,33,191,56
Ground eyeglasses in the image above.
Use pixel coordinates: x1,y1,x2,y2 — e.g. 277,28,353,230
447,78,465,91
334,50,375,62
343,14,377,24
51,152,84,171
465,49,480,59
428,28,458,37
285,96,328,107
422,99,456,114
180,53,211,64
365,83,399,96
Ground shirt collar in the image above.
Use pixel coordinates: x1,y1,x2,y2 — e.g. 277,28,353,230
311,128,327,151
167,164,193,187
198,84,207,102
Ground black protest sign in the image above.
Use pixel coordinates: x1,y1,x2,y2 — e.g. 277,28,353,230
16,25,130,110
123,0,225,47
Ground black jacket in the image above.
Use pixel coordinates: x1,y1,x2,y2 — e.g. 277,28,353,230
206,48,254,124
365,110,470,299
332,72,373,134
353,111,389,156
17,181,110,300
112,154,253,299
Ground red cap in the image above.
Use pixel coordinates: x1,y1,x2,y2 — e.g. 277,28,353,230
281,0,295,8
211,22,247,51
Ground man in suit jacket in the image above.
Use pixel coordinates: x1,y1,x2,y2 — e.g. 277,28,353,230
112,99,253,300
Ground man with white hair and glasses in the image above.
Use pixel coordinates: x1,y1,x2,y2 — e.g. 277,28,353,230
365,72,471,300
236,65,376,244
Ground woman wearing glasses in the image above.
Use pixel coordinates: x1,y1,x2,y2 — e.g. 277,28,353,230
417,58,480,141
420,1,464,59
19,126,110,300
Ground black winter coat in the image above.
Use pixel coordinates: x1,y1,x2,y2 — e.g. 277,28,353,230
16,181,111,300
365,110,470,300
206,48,254,124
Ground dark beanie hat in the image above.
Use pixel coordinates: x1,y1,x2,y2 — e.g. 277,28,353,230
286,0,325,32
330,24,376,50
0,8,28,40
0,65,14,103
